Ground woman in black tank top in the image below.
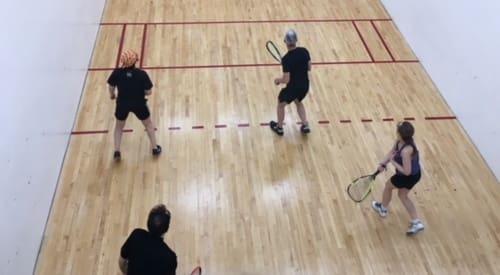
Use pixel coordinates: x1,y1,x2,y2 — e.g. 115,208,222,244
371,122,425,236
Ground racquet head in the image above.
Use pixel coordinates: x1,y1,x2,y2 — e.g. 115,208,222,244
265,40,282,63
347,170,380,202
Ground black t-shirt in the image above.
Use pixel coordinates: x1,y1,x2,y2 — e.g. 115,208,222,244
121,229,177,275
281,47,310,87
107,67,153,104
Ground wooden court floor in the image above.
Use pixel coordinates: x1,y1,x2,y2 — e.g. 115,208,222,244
35,1,500,274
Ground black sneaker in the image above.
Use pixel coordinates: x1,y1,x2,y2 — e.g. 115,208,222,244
113,151,121,161
300,124,311,134
270,121,284,136
152,145,162,156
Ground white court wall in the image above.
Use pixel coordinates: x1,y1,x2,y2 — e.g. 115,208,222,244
380,0,500,182
0,0,106,274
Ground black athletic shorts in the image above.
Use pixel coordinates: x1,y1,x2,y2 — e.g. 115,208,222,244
391,171,421,190
278,84,309,104
115,101,150,121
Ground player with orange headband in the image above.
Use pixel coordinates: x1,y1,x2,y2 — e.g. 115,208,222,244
107,50,161,160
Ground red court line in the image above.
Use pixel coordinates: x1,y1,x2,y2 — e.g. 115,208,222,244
115,24,127,67
88,60,419,71
370,20,395,62
425,116,457,120
71,130,109,135
139,24,148,68
352,21,374,62
71,116,458,135
100,18,392,26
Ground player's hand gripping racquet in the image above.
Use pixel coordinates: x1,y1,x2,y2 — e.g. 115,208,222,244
347,170,381,202
266,40,282,63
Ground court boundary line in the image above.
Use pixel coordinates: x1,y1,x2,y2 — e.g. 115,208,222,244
70,116,457,135
115,25,127,67
352,21,374,62
100,18,392,26
139,24,148,68
370,20,395,62
88,60,419,71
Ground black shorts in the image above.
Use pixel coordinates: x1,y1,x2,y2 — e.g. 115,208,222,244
391,171,421,190
115,101,150,121
278,84,309,104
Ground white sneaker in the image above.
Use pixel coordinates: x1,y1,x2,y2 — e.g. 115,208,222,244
406,221,425,236
371,201,387,218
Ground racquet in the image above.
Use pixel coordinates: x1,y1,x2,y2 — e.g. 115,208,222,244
190,266,202,275
265,40,282,63
347,170,380,202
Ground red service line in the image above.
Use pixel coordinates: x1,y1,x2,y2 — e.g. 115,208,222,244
115,25,127,67
139,24,148,68
425,116,456,120
352,21,374,62
100,18,392,26
88,59,419,71
71,130,109,135
70,116,456,135
370,20,395,62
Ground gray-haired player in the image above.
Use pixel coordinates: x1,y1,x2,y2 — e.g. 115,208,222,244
270,29,311,136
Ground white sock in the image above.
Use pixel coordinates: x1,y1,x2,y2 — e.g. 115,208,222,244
411,219,420,224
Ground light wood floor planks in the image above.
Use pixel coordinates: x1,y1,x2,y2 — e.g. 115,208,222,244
35,1,500,274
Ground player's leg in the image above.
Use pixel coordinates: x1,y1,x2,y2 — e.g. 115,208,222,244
294,85,310,133
397,174,424,235
398,188,418,220
141,118,161,155
270,88,292,136
294,99,309,133
113,103,129,160
277,101,287,128
372,178,395,217
114,120,126,159
134,104,161,156
293,99,308,124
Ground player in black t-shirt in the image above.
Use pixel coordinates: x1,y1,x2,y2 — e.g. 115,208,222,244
270,29,311,136
107,50,161,160
119,204,177,275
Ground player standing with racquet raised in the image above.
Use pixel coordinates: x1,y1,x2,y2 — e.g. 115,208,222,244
372,121,424,235
270,29,311,136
